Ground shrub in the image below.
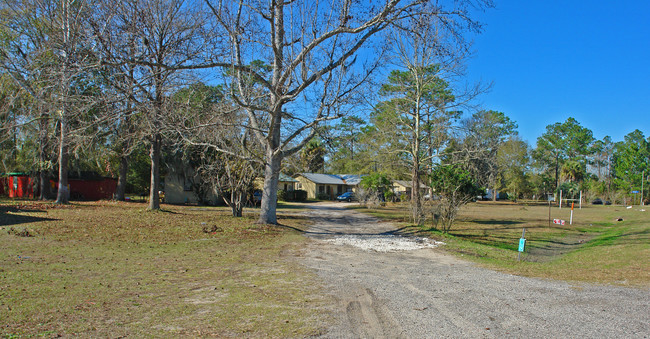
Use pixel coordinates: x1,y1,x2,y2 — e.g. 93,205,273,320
316,192,330,200
430,164,482,233
293,190,307,202
277,189,289,201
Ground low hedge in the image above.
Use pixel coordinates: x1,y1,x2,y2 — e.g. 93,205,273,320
277,189,308,202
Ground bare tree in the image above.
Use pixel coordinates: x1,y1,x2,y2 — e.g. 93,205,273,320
204,0,491,224
167,81,263,217
198,151,261,217
94,0,209,210
430,164,481,232
1,0,103,203
372,7,488,224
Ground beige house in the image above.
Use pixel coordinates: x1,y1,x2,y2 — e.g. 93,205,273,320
391,180,428,198
254,173,298,192
164,170,220,205
295,173,362,200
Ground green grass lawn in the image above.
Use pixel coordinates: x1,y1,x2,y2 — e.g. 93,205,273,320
354,201,650,287
0,200,328,338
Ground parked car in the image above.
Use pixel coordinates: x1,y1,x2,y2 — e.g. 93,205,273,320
336,191,356,202
591,198,603,205
604,200,612,205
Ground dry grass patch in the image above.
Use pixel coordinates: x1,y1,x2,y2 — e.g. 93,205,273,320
0,200,328,338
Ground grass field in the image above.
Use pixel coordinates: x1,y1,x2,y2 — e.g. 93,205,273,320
354,201,650,288
2,198,647,337
0,200,327,338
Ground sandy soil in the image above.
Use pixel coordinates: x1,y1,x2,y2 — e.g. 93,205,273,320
300,202,650,338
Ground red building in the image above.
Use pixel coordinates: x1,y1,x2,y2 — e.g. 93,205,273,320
0,173,35,198
1,172,116,201
67,177,117,200
50,174,117,200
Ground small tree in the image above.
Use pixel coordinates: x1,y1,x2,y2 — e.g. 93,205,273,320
197,151,260,217
359,173,391,208
497,136,531,201
532,117,595,190
430,164,481,233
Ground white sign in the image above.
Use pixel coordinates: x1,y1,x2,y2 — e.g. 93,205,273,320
553,219,565,225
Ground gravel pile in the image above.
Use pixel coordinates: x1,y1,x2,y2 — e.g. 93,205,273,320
323,235,444,252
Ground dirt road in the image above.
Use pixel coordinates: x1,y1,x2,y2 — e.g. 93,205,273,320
300,203,649,338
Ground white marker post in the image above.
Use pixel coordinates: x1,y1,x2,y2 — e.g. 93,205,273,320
579,191,582,209
559,190,563,209
570,202,574,225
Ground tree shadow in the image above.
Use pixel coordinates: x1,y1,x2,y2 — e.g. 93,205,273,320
464,219,525,226
0,206,56,227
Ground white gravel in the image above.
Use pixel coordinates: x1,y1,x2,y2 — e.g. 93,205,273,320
323,235,445,252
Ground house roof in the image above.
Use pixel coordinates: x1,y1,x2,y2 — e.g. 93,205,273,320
339,174,362,186
278,173,298,182
298,173,363,185
299,173,346,185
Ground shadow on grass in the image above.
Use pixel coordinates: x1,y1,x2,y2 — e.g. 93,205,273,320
277,201,320,209
0,206,57,227
465,219,525,226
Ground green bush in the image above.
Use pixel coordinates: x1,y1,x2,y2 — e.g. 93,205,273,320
277,189,308,202
316,192,330,200
293,190,307,202
277,189,289,201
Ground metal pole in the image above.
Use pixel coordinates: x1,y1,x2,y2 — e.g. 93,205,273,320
547,198,551,228
559,190,562,209
579,190,582,209
642,170,645,206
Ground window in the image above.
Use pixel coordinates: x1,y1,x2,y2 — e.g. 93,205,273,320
319,185,325,193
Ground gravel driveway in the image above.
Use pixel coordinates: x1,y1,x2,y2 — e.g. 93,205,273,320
300,203,650,338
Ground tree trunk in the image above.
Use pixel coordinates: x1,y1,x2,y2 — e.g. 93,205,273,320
38,111,51,200
56,0,71,205
148,134,161,210
114,154,128,201
411,162,423,224
258,151,282,224
230,191,243,217
411,98,423,224
39,171,51,200
55,116,69,204
554,153,560,189
491,172,497,202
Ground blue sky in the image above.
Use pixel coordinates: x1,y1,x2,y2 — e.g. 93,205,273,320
466,0,650,144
